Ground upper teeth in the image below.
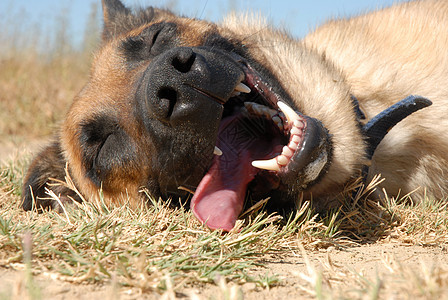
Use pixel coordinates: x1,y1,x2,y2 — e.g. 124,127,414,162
234,82,251,94
244,102,285,131
277,101,302,124
214,146,223,156
244,102,277,118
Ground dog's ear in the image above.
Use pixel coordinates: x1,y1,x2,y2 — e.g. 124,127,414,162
101,0,131,41
21,140,81,211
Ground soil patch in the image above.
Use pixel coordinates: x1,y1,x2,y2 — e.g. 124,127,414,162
1,243,446,299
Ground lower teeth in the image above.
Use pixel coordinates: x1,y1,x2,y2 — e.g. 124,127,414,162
251,101,305,172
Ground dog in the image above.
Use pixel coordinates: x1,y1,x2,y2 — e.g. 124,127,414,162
22,0,448,231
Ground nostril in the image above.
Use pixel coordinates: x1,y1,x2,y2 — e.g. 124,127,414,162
157,87,177,118
172,51,196,73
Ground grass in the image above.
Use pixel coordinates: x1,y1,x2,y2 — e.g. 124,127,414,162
0,2,97,140
0,53,90,139
0,159,338,297
1,158,448,299
1,2,448,299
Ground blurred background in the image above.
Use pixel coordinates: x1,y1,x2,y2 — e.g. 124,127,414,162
0,0,404,141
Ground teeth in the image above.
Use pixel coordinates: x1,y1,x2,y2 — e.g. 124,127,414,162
282,146,294,158
294,119,305,129
272,116,283,130
244,102,277,118
234,82,251,94
251,102,306,172
277,155,289,166
277,101,302,124
214,146,223,156
251,158,280,171
291,127,303,136
289,141,299,150
292,135,301,144
245,102,285,131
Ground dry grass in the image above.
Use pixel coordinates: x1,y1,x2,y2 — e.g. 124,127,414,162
0,158,338,297
1,157,448,299
1,3,448,299
0,2,97,140
0,53,90,138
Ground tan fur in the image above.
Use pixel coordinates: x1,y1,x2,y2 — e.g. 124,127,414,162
61,41,150,206
303,0,448,201
220,0,448,202
221,15,366,201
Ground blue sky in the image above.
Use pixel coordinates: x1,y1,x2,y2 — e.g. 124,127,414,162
1,0,405,48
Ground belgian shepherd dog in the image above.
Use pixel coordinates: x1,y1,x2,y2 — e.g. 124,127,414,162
22,0,448,231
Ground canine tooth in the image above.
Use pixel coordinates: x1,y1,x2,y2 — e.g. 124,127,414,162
230,91,241,97
234,82,251,93
252,158,280,171
277,101,301,124
214,146,223,156
277,155,289,166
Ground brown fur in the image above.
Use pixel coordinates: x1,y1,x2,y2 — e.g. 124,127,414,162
59,7,239,207
22,0,448,214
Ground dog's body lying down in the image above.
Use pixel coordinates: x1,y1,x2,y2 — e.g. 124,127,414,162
22,0,448,231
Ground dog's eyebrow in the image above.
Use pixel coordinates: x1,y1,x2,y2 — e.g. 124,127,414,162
119,22,179,63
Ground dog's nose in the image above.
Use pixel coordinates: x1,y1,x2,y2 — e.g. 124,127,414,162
141,47,243,125
144,47,198,123
170,47,197,74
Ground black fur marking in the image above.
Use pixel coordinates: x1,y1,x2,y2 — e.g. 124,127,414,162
103,0,129,17
120,22,179,63
79,115,136,187
351,94,366,121
204,33,240,53
22,163,51,211
102,0,160,42
22,140,81,211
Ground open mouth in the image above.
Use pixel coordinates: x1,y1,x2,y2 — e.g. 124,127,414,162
189,62,331,231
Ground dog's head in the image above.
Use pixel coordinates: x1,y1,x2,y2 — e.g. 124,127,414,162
59,0,365,231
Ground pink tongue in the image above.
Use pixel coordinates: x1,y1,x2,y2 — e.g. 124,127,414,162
190,152,254,231
190,116,257,231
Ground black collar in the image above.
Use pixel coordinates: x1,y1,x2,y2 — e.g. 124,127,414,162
351,95,432,184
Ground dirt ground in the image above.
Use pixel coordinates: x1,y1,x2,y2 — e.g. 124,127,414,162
2,139,448,299
1,243,446,299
